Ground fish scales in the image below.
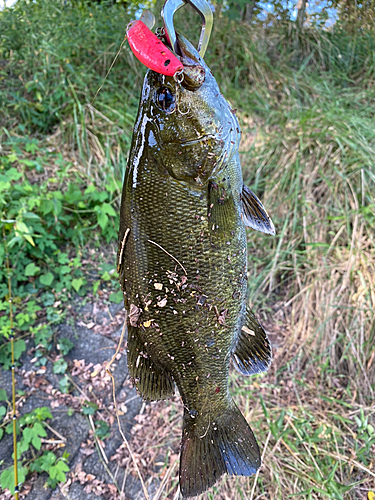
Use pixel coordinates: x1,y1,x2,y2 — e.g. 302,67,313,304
121,160,247,403
118,33,273,498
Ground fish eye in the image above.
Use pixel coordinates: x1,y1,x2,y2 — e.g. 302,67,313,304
156,87,176,113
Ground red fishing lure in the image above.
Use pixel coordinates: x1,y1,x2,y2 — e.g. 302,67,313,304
127,20,183,77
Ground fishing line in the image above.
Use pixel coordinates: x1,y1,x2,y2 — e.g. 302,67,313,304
3,226,19,500
105,316,151,500
92,33,128,105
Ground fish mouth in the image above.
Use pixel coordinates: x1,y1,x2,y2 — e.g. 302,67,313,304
176,34,206,90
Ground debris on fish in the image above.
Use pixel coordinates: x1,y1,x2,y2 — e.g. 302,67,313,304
118,32,273,498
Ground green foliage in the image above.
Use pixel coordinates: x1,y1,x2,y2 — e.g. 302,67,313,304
59,375,71,394
57,337,75,356
0,0,140,134
0,407,70,494
0,465,28,495
82,401,99,416
53,358,68,375
30,451,70,488
0,133,121,368
109,290,124,303
0,339,26,369
94,419,110,439
1,0,374,497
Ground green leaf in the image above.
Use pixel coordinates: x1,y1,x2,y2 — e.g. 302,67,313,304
0,389,7,401
57,338,75,356
41,199,54,215
82,401,98,416
59,265,71,275
25,262,41,276
30,451,56,473
101,202,116,217
14,339,26,360
0,429,3,440
48,459,69,483
94,419,110,439
40,272,54,286
5,167,22,181
71,278,84,292
59,376,70,394
0,406,6,418
97,211,108,230
23,421,47,450
16,437,30,455
25,141,39,153
15,221,35,247
24,234,36,246
101,271,111,281
40,451,57,470
58,253,70,264
0,465,28,494
53,358,68,374
92,280,100,294
109,290,123,304
40,292,55,306
34,407,53,421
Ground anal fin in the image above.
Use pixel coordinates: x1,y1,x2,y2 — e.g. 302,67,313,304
242,184,275,235
127,326,175,401
232,308,272,375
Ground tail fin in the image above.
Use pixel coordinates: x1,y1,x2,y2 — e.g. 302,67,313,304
179,401,260,497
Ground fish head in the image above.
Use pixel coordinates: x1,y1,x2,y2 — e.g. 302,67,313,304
137,34,241,188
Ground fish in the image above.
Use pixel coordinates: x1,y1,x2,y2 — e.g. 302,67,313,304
117,33,274,498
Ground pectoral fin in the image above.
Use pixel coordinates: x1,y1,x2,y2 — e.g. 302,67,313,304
242,184,275,235
232,308,272,375
127,326,175,401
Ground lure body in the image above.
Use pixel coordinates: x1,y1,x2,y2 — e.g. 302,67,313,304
127,20,183,77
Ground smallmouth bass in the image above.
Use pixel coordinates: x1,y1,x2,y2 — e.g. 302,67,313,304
118,34,274,497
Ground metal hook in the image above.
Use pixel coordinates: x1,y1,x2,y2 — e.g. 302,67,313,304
161,0,213,59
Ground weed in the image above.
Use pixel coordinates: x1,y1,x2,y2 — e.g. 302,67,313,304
0,407,70,493
0,132,122,360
